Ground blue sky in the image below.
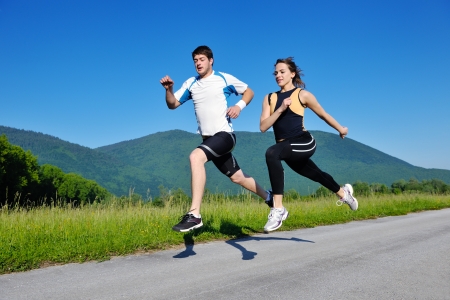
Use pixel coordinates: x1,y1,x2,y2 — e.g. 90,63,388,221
1,0,449,170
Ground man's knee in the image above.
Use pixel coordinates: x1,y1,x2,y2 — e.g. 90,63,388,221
190,148,207,165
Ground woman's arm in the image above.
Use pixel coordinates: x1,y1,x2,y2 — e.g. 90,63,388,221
301,90,348,139
260,94,291,132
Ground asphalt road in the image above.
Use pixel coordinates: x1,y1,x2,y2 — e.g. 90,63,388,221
1,209,449,300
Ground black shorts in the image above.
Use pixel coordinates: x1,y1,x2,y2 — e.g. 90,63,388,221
198,131,241,177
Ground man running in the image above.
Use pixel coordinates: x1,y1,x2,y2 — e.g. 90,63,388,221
160,45,272,232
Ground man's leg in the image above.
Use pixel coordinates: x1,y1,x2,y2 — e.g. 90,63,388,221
202,131,269,201
229,170,268,200
172,148,207,232
189,148,208,216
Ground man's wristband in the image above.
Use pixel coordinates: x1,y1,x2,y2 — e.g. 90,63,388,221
235,100,247,110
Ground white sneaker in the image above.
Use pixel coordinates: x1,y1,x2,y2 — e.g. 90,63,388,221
336,184,358,210
264,207,289,233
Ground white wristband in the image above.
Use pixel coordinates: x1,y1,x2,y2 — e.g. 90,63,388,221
235,100,246,110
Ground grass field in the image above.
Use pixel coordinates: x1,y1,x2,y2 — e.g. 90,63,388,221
1,192,450,274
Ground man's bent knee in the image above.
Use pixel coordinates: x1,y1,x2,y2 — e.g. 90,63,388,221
190,148,208,165
230,170,246,184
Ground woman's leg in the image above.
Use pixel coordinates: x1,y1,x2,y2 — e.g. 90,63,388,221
284,134,358,210
286,158,341,194
283,133,341,194
265,141,291,208
264,142,291,232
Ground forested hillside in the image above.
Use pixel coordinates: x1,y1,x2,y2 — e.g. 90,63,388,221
0,135,108,205
2,125,450,197
0,126,168,196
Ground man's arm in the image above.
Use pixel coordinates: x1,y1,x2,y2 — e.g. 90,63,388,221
160,75,181,109
227,87,254,119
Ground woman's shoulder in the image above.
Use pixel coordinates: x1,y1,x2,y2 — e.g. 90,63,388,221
298,88,313,97
299,89,316,100
265,90,279,100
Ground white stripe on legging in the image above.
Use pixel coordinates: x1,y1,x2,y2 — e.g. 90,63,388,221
290,139,314,146
292,144,316,152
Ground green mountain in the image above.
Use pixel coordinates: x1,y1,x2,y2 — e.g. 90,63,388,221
2,125,449,197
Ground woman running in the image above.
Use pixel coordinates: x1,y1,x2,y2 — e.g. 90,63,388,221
260,57,358,233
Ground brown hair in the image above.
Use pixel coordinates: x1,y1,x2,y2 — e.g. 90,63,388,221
275,57,305,88
192,45,214,60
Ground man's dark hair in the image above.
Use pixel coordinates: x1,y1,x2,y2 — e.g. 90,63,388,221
192,45,214,60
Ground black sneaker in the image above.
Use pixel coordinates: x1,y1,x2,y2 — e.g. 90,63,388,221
172,213,203,232
265,190,274,208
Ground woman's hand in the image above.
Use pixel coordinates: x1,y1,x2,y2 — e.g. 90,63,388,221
339,126,348,139
279,97,292,112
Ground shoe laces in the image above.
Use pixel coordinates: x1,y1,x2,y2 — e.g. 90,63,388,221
179,208,198,222
336,190,354,206
268,207,284,220
178,213,192,223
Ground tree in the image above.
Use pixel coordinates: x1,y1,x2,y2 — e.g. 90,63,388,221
404,178,422,193
57,173,109,204
369,183,390,194
353,181,370,197
314,186,333,198
429,179,449,194
391,179,407,194
38,164,66,201
1,135,109,207
0,135,40,206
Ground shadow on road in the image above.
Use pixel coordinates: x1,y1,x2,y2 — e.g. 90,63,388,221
226,235,314,260
173,234,196,258
173,221,314,260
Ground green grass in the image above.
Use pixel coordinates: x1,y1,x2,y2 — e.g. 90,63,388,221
1,193,450,274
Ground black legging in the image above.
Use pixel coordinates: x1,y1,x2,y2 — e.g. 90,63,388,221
265,132,340,195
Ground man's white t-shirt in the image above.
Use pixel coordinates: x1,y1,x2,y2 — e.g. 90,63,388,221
174,71,248,136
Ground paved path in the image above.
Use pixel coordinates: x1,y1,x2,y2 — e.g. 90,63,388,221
1,209,450,299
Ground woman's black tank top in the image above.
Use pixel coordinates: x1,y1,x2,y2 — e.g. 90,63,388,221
271,88,306,141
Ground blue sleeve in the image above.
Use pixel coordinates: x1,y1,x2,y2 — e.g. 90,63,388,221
174,77,195,104
220,72,248,95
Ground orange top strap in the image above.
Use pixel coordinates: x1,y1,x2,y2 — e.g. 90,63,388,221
268,88,305,115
